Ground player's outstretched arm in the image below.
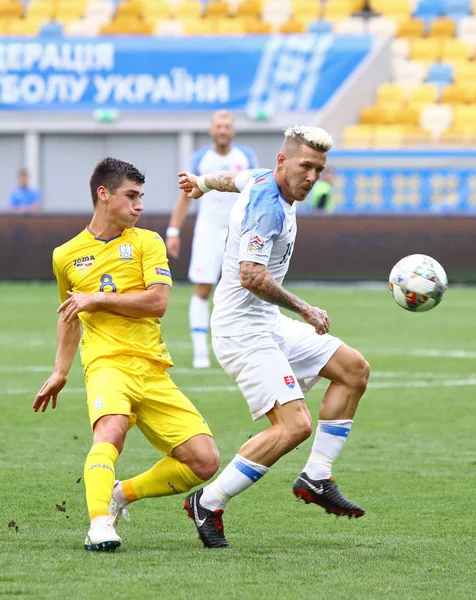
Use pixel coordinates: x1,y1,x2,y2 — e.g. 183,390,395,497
239,261,330,335
178,171,241,199
33,317,81,412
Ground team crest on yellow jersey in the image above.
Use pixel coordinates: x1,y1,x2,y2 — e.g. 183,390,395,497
119,243,133,260
74,255,95,272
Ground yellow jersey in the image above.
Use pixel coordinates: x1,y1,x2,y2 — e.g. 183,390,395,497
53,226,173,370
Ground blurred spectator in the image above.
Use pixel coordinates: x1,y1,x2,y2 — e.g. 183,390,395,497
306,167,335,212
8,169,40,213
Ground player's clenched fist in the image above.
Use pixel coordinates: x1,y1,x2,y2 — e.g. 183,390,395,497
178,172,203,199
304,306,330,335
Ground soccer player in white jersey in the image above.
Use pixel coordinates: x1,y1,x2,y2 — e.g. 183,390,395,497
166,110,258,368
177,126,370,548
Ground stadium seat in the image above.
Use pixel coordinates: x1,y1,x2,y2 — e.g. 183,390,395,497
429,17,456,37
183,17,215,34
396,105,421,127
407,84,439,108
360,105,383,125
235,0,261,19
397,19,425,38
404,127,434,146
9,18,43,35
453,60,476,83
322,0,354,22
26,2,54,21
143,3,172,21
444,0,471,15
376,83,406,105
65,19,100,35
40,21,64,35
372,126,405,148
414,0,444,19
334,17,366,34
420,104,454,135
440,83,466,103
341,124,373,148
308,20,332,34
205,1,230,18
367,16,397,37
291,0,320,21
243,17,271,33
85,0,115,21
426,63,454,86
410,39,442,63
175,1,203,20
0,2,23,19
279,18,306,33
441,39,471,61
115,1,142,19
216,17,245,33
261,0,292,29
154,18,184,35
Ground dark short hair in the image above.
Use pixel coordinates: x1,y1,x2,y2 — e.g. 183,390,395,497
18,168,28,177
89,157,145,206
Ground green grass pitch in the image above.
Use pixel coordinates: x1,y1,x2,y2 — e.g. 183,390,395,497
0,282,475,599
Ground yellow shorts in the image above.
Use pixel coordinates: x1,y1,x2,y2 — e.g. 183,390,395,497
85,355,212,456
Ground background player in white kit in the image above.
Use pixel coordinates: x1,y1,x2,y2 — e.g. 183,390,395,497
166,110,258,368
178,126,370,548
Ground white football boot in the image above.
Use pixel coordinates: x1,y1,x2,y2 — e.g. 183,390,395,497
109,480,131,528
84,515,121,551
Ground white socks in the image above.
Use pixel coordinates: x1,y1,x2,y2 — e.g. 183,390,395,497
303,419,353,481
189,295,210,367
200,454,269,511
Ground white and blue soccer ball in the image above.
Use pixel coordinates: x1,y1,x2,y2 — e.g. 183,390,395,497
389,254,448,312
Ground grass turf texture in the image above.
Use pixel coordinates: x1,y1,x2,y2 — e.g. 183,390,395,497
0,282,475,600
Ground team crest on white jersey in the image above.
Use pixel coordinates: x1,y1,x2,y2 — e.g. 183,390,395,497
119,243,133,260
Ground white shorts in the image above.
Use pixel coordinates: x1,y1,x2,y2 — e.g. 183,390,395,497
188,224,227,284
212,313,344,420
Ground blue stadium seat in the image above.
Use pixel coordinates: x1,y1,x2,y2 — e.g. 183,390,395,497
40,21,63,36
443,0,471,15
426,63,454,87
308,20,333,34
414,0,444,18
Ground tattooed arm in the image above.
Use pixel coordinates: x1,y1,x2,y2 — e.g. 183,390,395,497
178,171,247,199
239,261,330,335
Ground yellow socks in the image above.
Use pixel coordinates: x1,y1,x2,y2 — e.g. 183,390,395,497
84,442,119,521
122,456,204,502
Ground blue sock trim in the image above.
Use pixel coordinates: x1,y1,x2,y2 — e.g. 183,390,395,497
320,424,350,438
191,327,208,333
234,459,264,482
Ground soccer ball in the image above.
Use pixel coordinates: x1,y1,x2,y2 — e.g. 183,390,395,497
389,254,448,312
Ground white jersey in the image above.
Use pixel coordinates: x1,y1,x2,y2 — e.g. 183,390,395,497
190,144,258,231
211,169,297,337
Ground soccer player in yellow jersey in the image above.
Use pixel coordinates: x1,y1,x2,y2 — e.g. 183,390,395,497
33,157,220,551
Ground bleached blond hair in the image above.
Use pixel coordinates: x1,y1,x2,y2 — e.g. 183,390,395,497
283,126,333,152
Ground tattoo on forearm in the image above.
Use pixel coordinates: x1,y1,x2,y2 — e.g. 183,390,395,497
240,263,311,317
204,172,239,193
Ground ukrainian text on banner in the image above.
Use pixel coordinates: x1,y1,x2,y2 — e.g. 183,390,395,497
0,35,372,110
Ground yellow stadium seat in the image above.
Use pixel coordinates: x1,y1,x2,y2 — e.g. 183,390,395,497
115,2,142,19
176,1,203,19
370,0,411,15
9,18,42,35
376,83,406,105
0,2,23,19
145,4,172,20
183,17,215,34
453,61,476,84
341,125,374,149
409,84,439,106
101,17,153,34
459,82,476,103
322,0,353,21
56,6,85,23
398,105,421,127
441,39,471,62
361,105,383,125
279,18,306,33
377,103,403,125
441,85,466,104
453,105,476,128
410,39,441,63
205,1,229,18
26,2,54,20
292,0,320,20
439,127,473,146
397,19,424,38
235,0,261,19
372,126,405,148
429,17,455,38
216,17,245,34
244,17,271,33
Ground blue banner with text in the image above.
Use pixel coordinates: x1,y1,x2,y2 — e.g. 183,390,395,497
0,35,372,110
